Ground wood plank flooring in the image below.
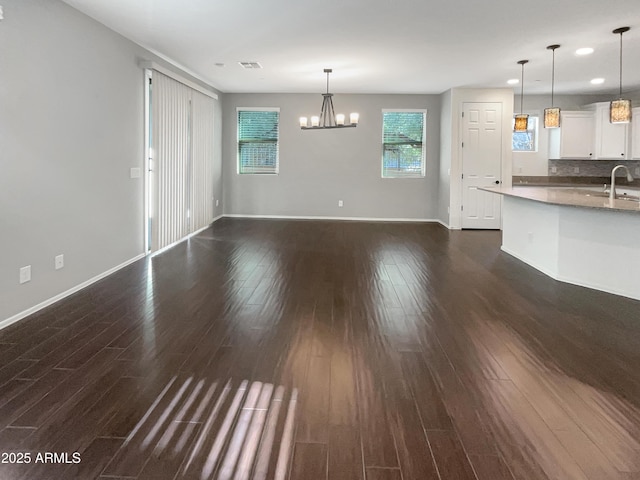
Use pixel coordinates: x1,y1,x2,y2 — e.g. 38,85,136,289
1,218,639,479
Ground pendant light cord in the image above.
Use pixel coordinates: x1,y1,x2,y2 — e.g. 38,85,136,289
520,62,524,114
619,31,623,97
551,49,555,107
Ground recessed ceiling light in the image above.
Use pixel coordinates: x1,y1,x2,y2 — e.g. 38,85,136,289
507,78,519,85
590,78,605,85
576,47,594,56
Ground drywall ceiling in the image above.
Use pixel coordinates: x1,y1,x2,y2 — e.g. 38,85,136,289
62,0,640,95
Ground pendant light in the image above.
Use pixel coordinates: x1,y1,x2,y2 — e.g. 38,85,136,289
514,60,529,132
299,69,359,130
544,45,561,128
610,27,631,124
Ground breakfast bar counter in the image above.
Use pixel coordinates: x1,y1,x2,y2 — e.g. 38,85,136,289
481,186,640,301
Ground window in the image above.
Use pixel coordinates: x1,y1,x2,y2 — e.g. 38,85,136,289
512,116,538,152
382,110,426,178
238,108,279,174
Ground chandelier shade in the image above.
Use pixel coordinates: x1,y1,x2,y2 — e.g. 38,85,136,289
610,99,631,124
544,107,560,129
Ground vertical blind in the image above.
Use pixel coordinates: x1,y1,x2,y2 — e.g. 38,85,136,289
151,72,216,252
382,111,426,178
237,109,279,174
190,91,215,232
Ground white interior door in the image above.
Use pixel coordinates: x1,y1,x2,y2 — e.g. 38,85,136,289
461,102,503,229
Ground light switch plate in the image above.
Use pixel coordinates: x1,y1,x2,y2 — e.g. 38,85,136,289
130,167,141,178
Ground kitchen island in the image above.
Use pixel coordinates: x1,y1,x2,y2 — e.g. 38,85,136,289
482,186,640,301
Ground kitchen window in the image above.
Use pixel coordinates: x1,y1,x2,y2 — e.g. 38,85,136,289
237,108,279,174
512,116,538,152
382,110,426,178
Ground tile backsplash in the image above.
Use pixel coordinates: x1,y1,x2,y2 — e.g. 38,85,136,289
548,159,640,177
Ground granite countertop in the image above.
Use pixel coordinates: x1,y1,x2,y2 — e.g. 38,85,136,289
481,185,640,214
512,176,640,188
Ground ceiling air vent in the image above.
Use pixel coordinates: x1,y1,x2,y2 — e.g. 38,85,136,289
239,61,262,69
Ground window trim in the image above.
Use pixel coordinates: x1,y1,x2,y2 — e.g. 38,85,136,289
381,108,427,179
237,107,280,175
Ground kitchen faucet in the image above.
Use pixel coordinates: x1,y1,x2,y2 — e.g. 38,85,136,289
609,165,634,200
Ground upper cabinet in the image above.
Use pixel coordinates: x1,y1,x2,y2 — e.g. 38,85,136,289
548,111,595,159
549,103,633,160
632,107,640,160
586,102,629,160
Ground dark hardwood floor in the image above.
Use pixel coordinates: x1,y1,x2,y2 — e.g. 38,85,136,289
1,218,639,480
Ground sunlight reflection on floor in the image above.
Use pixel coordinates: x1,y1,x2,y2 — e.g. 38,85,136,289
120,376,297,479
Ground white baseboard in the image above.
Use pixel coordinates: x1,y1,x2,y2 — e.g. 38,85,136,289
500,246,558,279
0,253,146,331
500,246,640,301
223,214,446,225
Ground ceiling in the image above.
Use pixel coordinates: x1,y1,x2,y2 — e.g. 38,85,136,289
62,0,640,96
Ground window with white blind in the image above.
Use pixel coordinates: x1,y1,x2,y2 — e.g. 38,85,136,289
382,110,426,178
237,108,279,174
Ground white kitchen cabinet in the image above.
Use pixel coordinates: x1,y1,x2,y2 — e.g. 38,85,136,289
632,107,640,159
548,111,595,159
587,102,630,160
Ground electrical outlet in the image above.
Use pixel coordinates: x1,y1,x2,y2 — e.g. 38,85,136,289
55,254,64,270
573,167,580,174
551,166,557,173
338,200,343,207
0,6,4,21
528,232,534,243
130,167,141,178
635,168,640,176
216,199,219,207
19,265,31,284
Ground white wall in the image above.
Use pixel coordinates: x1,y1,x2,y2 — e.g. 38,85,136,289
0,0,222,325
221,93,441,221
513,94,612,176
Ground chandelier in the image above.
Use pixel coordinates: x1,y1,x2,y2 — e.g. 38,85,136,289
300,69,359,129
